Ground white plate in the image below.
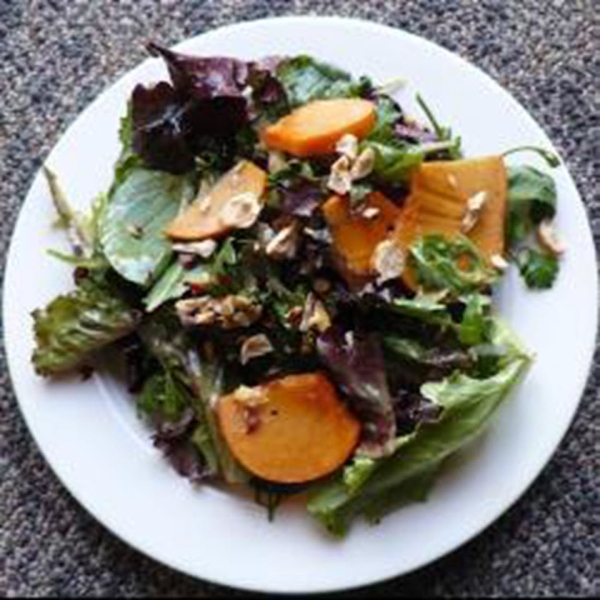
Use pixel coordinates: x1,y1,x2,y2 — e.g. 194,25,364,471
4,16,598,594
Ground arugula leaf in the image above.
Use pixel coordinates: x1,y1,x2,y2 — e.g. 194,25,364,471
32,278,141,376
308,319,530,535
502,146,560,168
364,138,459,183
263,266,308,327
516,247,559,289
506,165,557,246
361,93,460,183
100,169,195,287
277,55,369,107
365,140,424,182
368,95,403,143
416,93,447,142
416,93,462,159
410,234,498,295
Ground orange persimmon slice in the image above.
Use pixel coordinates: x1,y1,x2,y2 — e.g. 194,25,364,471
217,373,360,484
397,155,508,289
322,191,404,278
166,160,267,241
262,98,377,157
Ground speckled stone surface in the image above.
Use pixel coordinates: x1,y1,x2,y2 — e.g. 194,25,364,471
1,0,598,596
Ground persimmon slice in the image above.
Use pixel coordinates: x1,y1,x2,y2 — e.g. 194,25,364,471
166,160,267,241
262,98,377,157
322,191,403,277
217,373,360,484
396,155,507,289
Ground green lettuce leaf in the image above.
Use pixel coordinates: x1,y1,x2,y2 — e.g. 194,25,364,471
308,319,531,536
362,461,441,524
32,278,141,376
277,55,369,107
100,169,195,287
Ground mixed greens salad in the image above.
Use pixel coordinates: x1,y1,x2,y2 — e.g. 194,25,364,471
33,44,565,536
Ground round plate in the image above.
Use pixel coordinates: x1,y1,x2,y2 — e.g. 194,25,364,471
4,16,597,594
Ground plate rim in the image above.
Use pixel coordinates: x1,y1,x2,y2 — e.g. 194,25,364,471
3,15,598,594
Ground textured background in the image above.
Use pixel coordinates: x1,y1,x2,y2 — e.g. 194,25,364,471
1,0,598,597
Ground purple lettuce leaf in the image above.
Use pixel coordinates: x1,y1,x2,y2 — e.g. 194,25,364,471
394,121,438,144
131,43,259,173
317,328,397,457
153,408,213,483
393,390,443,435
131,81,196,174
280,181,324,217
147,42,248,99
246,56,288,119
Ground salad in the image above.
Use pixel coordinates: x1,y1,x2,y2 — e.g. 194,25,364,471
32,44,565,536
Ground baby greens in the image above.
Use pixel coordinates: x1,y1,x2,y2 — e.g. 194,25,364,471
32,45,563,536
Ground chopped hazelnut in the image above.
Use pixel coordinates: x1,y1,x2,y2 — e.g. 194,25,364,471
233,384,267,406
350,147,376,181
335,133,359,161
461,190,488,233
300,293,332,333
537,219,565,255
172,239,217,258
372,239,405,283
240,334,274,365
219,192,262,229
491,254,509,271
327,155,353,195
265,223,300,260
362,206,380,220
268,150,287,174
176,295,262,329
